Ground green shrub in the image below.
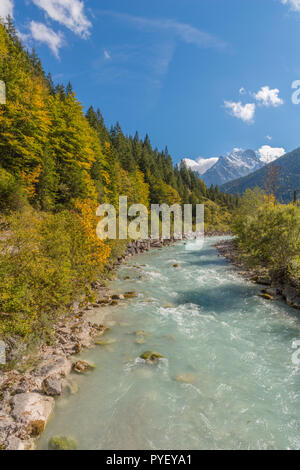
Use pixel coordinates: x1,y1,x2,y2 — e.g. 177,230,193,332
0,167,26,212
233,190,300,284
0,206,110,343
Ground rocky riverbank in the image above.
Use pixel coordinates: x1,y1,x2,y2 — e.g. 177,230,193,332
0,237,180,450
215,239,300,311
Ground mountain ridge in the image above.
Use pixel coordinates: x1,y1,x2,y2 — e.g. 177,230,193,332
220,147,300,202
182,149,264,187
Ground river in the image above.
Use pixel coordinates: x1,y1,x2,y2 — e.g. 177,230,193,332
38,237,300,450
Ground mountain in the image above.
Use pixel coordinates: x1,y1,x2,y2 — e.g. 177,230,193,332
220,147,300,202
183,149,264,187
181,157,218,175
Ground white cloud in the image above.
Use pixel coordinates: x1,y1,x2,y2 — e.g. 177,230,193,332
257,145,285,163
104,50,111,60
29,21,64,58
281,0,300,11
100,11,227,50
32,0,91,38
17,30,30,43
224,101,256,123
0,0,14,18
254,86,284,107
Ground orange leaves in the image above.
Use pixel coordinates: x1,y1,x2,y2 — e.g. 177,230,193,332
21,165,41,199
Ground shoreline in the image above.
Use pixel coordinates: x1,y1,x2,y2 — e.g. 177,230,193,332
0,233,233,450
0,237,179,450
215,238,300,311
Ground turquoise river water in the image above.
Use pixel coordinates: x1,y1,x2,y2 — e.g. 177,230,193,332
38,237,300,450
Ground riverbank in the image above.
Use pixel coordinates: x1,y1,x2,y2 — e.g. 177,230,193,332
0,237,179,450
215,239,300,311
36,235,300,450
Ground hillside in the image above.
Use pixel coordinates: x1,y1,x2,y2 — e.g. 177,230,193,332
220,148,300,202
0,20,239,220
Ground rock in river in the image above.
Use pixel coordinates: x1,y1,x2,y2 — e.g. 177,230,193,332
124,292,138,299
140,351,165,365
42,377,62,397
95,338,117,346
73,360,95,374
259,293,274,301
48,436,78,450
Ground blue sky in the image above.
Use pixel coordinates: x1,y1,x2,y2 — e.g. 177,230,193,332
2,0,300,163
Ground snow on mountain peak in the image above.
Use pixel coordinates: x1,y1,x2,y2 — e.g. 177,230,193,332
181,157,219,175
181,145,286,187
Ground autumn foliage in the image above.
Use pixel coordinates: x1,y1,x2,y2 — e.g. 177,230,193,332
0,19,237,345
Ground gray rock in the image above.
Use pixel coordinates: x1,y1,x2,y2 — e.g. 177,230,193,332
283,286,300,309
33,355,71,380
42,377,62,397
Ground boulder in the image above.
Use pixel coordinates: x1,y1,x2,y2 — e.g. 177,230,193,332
33,355,71,380
124,292,138,299
72,360,95,374
111,294,123,300
140,351,164,364
10,393,54,437
282,286,300,309
42,377,62,397
48,436,78,451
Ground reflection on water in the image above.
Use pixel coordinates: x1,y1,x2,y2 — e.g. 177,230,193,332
38,237,300,450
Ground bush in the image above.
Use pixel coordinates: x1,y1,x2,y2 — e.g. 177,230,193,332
0,167,26,212
233,189,300,284
0,203,111,343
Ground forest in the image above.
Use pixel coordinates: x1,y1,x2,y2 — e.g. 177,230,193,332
0,19,237,346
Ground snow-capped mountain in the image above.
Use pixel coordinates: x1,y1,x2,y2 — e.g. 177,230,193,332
221,147,299,203
181,147,285,187
181,157,218,175
200,149,264,187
